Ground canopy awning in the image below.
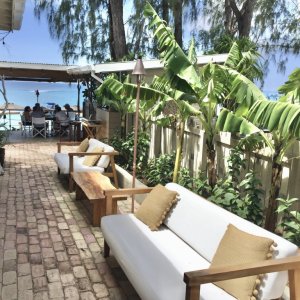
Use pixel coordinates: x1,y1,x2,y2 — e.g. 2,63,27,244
0,0,25,31
0,61,88,82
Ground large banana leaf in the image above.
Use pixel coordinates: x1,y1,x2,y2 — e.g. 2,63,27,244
144,2,201,91
278,68,300,104
248,100,300,138
216,108,274,150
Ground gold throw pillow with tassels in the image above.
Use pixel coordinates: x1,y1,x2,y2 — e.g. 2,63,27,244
135,184,178,231
210,224,275,300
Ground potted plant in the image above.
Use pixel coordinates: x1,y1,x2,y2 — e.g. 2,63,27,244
0,123,8,167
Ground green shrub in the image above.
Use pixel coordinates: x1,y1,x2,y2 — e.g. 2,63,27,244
110,131,150,175
143,152,175,186
277,197,300,246
209,146,263,226
178,168,211,198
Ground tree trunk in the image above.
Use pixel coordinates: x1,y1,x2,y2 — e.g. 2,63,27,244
207,140,216,188
224,0,233,34
108,3,116,60
264,160,283,232
229,0,257,38
173,121,185,183
162,0,169,24
173,0,183,48
109,0,128,60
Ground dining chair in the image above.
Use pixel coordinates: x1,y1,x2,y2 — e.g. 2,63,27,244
32,117,47,138
20,114,32,137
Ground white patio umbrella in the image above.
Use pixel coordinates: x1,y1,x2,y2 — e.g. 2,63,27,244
0,102,24,130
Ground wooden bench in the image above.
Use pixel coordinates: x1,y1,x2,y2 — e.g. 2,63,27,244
72,171,125,226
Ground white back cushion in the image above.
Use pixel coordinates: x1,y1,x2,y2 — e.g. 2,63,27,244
164,182,299,299
87,139,114,168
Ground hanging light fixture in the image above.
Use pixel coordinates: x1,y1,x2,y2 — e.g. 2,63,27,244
131,56,146,212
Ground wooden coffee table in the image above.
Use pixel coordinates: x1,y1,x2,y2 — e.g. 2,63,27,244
71,171,124,226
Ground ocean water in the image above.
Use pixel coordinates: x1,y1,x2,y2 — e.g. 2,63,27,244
0,81,80,129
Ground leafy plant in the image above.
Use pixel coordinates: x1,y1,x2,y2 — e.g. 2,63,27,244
209,145,263,225
178,168,211,198
143,152,175,186
277,197,300,246
110,131,150,175
0,123,8,148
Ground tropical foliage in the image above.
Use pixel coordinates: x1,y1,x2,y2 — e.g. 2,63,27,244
277,197,300,246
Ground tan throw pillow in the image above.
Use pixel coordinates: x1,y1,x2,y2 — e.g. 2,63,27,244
210,224,275,300
82,147,103,166
76,138,89,153
135,184,178,231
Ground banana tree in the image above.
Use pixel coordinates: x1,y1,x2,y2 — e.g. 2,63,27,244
144,2,264,187
217,69,300,232
97,73,201,182
95,75,136,138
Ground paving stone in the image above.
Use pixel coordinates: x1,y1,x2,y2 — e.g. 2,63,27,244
78,278,92,291
3,271,17,285
3,260,17,272
17,243,29,254
18,274,33,290
17,235,28,244
93,283,109,298
46,269,60,283
33,291,49,300
58,222,69,230
80,291,96,300
2,283,17,300
18,289,33,300
4,249,17,261
64,286,79,299
40,239,53,248
33,276,48,292
48,282,64,298
60,273,75,286
42,258,54,269
18,263,31,276
73,266,87,278
58,261,72,273
32,265,45,278
29,236,39,245
53,242,64,251
18,253,29,263
29,244,41,254
30,253,42,264
0,142,140,300
42,248,55,259
56,251,68,262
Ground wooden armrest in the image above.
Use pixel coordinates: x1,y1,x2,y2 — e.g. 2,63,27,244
104,187,153,198
184,255,300,300
68,151,119,157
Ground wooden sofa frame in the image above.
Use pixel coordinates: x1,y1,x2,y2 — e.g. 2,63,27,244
103,187,300,300
56,141,119,191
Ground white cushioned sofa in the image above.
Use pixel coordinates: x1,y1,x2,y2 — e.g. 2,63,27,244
101,183,300,300
54,138,119,190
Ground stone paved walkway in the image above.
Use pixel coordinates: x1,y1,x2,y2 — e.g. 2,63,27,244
0,137,140,300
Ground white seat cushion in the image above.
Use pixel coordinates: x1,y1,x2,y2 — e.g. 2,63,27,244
102,214,235,300
54,153,104,174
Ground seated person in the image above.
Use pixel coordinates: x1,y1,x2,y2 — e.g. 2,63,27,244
63,103,74,118
22,106,32,125
54,106,69,134
31,103,45,118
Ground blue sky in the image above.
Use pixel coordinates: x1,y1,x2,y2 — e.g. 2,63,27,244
0,0,299,92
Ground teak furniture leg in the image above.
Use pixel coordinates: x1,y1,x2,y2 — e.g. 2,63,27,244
104,240,110,257
289,268,300,300
92,199,105,226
